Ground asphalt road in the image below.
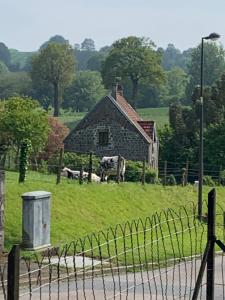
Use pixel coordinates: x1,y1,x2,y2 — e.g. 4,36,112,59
18,255,225,299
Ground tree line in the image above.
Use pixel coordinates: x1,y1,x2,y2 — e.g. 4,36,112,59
1,34,225,114
1,34,225,180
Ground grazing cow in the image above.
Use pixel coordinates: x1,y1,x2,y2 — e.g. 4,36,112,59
61,167,88,179
61,167,100,183
90,173,101,183
99,156,126,182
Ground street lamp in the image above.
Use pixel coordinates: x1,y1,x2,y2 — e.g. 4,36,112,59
198,32,220,220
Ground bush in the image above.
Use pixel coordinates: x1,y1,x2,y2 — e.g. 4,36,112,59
162,174,177,186
219,170,225,186
125,160,158,183
145,169,158,184
203,175,215,186
125,161,143,182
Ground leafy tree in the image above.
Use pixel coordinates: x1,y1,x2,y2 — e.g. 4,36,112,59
19,139,31,183
0,61,9,74
204,121,225,168
31,43,75,116
0,97,49,166
0,72,32,99
39,117,69,161
185,42,225,101
75,49,98,70
160,67,188,105
159,71,225,172
63,71,106,112
81,38,95,51
102,36,164,108
9,49,35,71
74,43,80,50
87,52,104,71
99,45,112,55
191,84,224,127
40,35,69,50
133,81,161,108
0,42,11,67
160,44,183,70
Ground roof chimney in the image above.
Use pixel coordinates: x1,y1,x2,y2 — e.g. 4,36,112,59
117,84,123,96
111,84,117,101
111,77,122,101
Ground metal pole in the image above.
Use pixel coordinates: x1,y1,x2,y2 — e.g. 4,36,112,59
7,245,20,300
0,170,5,252
198,38,204,220
88,152,93,183
79,165,83,185
207,188,216,300
192,240,211,300
116,155,121,184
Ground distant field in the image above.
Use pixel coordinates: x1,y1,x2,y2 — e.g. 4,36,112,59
137,107,169,128
59,107,169,130
59,111,86,130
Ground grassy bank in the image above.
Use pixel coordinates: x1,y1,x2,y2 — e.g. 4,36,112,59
5,171,224,252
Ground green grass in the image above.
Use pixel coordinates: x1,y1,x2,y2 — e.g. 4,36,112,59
58,110,86,130
58,107,169,131
5,171,224,252
137,107,169,128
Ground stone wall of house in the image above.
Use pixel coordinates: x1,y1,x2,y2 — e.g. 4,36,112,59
64,97,151,163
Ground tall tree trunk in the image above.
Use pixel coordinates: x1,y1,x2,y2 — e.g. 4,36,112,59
131,79,138,109
53,82,59,117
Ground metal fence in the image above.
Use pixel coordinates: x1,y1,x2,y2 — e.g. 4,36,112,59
1,192,225,299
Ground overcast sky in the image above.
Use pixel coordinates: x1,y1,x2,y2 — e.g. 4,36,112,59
1,0,225,52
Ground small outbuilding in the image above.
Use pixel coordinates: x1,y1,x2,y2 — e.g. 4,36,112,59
64,86,159,169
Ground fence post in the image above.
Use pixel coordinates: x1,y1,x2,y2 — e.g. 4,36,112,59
223,211,225,243
185,161,189,186
181,168,186,187
0,170,5,253
163,160,167,186
141,159,146,185
7,244,20,300
79,165,84,185
116,155,121,184
88,152,93,183
56,148,64,185
218,165,222,186
207,188,216,300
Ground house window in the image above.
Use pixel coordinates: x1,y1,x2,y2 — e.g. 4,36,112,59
99,131,109,146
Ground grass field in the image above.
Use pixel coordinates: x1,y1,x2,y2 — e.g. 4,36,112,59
137,107,169,128
59,107,169,130
5,171,224,253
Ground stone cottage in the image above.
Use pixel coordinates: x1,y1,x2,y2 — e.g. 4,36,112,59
64,86,159,169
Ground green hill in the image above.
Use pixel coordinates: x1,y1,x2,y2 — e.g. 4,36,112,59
4,171,222,251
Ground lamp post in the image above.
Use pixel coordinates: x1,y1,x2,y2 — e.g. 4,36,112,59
198,32,220,220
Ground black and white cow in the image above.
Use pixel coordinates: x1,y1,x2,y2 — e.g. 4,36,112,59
61,167,101,182
61,167,88,179
99,156,126,182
